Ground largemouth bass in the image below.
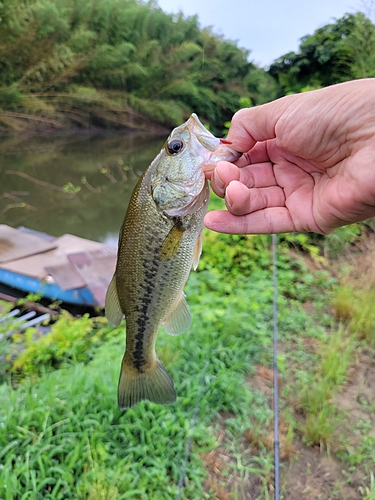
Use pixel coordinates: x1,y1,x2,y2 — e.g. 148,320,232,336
105,113,240,409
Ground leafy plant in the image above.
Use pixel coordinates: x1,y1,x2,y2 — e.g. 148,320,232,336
269,12,375,93
10,312,119,378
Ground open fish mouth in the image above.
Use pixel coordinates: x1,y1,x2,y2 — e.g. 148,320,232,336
187,113,241,171
188,113,219,152
202,137,242,173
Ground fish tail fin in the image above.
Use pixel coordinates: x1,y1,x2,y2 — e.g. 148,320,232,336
118,357,177,409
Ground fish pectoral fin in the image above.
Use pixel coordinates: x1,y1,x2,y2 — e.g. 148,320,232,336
162,292,192,336
105,275,124,327
192,230,203,271
118,357,176,409
159,220,187,261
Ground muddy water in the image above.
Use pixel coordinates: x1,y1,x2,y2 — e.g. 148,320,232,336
0,132,164,247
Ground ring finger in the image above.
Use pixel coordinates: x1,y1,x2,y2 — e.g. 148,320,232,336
225,181,285,216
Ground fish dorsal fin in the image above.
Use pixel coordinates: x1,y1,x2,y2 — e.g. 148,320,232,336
192,230,203,271
159,219,188,261
105,275,123,327
162,292,192,336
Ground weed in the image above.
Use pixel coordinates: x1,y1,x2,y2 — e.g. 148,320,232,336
332,287,356,322
9,312,120,378
359,473,375,500
296,326,357,448
303,401,344,449
340,435,375,468
324,223,367,258
333,287,375,345
319,326,357,385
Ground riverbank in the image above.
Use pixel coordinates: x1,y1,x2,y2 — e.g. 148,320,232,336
0,107,170,135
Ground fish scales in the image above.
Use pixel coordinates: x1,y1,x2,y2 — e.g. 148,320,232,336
117,171,207,368
105,113,240,409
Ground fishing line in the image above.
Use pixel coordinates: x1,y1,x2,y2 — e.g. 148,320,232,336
176,236,280,499
175,359,209,500
272,234,280,499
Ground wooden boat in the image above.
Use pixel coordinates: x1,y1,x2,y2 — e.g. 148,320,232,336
0,225,117,307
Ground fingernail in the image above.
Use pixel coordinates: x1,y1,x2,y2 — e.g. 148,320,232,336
225,192,232,209
213,169,225,191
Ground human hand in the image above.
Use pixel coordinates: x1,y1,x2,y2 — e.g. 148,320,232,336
205,79,375,234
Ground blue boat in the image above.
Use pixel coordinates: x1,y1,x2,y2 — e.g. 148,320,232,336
0,225,116,307
0,266,97,306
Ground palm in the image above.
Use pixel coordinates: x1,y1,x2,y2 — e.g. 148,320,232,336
269,141,351,234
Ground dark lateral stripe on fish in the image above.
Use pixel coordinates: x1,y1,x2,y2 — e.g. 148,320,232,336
132,255,159,371
133,303,151,371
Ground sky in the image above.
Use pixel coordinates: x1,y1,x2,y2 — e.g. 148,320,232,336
156,0,365,67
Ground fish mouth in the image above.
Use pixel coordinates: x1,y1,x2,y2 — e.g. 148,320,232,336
188,113,241,171
189,113,219,152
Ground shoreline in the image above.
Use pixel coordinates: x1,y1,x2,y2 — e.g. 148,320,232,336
0,110,171,137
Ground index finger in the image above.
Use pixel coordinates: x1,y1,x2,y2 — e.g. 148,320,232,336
226,96,296,152
235,141,273,167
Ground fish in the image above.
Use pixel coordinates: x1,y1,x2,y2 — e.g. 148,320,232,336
105,113,240,409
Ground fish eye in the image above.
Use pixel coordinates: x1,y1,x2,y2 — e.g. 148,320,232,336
166,138,184,155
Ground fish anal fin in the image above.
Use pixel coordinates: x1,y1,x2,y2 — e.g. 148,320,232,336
105,275,123,327
163,292,192,336
192,230,203,271
118,357,176,409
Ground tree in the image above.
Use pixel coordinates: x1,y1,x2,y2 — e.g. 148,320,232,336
269,12,375,94
0,0,279,132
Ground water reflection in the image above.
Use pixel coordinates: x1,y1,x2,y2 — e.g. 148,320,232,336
0,132,164,245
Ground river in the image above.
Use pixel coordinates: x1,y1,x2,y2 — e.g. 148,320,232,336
0,131,164,247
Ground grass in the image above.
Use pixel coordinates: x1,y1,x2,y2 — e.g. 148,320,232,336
0,220,375,498
1,339,207,499
0,263,279,499
359,472,375,500
295,325,358,448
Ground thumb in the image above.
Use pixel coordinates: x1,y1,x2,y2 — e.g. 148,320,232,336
227,95,297,152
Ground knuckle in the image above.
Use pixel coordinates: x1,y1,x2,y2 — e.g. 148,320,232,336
232,108,249,122
242,168,255,188
250,188,267,212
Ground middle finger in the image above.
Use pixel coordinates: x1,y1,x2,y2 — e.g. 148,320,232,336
211,161,277,198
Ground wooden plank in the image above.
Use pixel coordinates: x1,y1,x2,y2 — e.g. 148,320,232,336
45,262,87,291
0,233,115,280
0,225,56,263
68,250,116,307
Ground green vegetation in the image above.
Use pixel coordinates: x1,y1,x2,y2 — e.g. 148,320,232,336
0,225,279,499
297,325,357,449
270,12,375,94
10,312,110,377
1,2,374,130
0,0,277,133
1,204,375,498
